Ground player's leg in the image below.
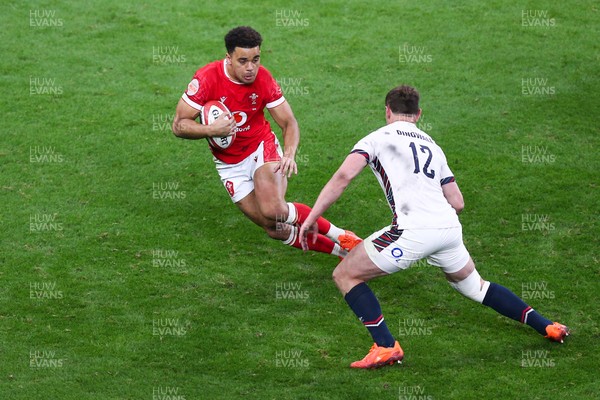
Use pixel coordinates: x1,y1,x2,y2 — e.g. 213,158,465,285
332,227,415,368
237,192,339,254
235,191,286,238
437,229,569,342
257,136,357,246
251,161,346,256
235,189,336,252
216,142,344,256
285,201,361,249
214,155,288,238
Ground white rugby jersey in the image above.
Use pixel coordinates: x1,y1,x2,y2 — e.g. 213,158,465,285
351,121,461,229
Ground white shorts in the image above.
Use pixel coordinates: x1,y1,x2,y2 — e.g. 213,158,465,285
214,137,283,203
363,226,470,275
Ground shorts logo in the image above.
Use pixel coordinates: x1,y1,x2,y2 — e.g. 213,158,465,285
225,180,235,197
391,247,403,259
187,79,199,96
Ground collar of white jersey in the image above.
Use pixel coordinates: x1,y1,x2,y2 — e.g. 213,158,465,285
394,120,417,127
223,59,259,85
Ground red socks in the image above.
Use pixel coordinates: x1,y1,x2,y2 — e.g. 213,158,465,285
287,202,332,235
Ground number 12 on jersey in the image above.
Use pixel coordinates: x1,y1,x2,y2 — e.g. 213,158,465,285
409,142,435,179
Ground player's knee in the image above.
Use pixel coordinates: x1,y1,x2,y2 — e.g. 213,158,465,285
448,269,490,303
258,201,288,226
263,223,290,241
264,226,279,239
332,264,347,287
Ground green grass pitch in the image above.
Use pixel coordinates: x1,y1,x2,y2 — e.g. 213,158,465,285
1,1,598,399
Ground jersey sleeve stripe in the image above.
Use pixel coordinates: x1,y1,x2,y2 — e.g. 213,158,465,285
440,176,455,186
182,93,203,111
266,96,286,109
350,149,370,163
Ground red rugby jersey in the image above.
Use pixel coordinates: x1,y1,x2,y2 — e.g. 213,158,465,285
182,60,285,164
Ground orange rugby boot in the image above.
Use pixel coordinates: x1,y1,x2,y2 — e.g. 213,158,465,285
350,341,404,369
338,230,363,252
544,322,570,343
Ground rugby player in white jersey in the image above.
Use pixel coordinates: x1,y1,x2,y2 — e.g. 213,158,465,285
300,85,569,369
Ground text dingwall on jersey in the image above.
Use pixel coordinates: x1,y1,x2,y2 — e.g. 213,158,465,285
396,130,433,143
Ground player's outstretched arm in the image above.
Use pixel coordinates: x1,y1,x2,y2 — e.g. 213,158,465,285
172,98,235,140
268,101,299,177
299,153,367,250
442,181,465,214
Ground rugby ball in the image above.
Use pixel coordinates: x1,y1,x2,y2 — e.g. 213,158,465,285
201,100,235,149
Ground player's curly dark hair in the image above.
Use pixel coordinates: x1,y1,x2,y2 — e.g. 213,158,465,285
224,26,263,54
385,85,420,115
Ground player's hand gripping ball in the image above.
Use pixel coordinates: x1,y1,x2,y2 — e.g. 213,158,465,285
201,100,236,149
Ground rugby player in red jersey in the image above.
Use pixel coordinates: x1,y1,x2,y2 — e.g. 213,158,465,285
172,26,359,256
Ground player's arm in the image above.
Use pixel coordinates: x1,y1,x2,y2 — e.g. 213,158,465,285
299,153,367,250
442,181,465,214
268,100,299,177
172,98,235,140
